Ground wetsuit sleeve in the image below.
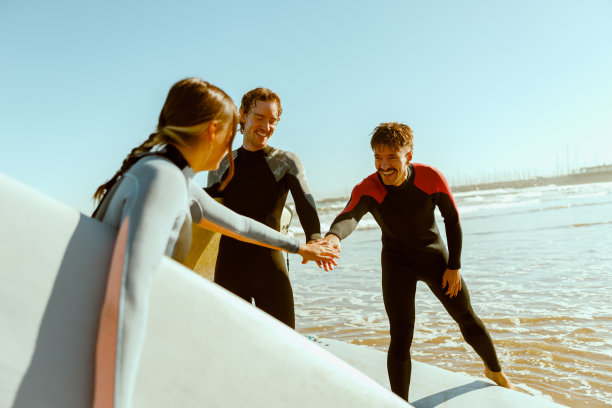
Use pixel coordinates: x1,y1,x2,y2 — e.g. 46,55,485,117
284,152,322,241
433,174,462,270
189,181,301,253
327,193,371,240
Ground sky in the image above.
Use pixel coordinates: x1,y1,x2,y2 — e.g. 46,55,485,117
1,0,611,213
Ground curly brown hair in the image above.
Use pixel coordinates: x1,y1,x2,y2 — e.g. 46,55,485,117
370,122,414,152
239,88,282,133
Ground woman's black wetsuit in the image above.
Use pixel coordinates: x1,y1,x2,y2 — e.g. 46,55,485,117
328,163,501,400
206,146,321,328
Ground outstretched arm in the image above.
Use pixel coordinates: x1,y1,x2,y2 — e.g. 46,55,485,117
316,188,372,271
190,181,338,263
327,192,371,242
285,152,322,242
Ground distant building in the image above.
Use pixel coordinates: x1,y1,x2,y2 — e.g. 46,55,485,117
576,164,612,174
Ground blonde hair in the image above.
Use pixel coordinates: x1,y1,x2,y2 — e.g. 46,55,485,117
94,78,238,204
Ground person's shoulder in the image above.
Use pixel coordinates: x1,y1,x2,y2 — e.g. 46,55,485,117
351,173,386,203
265,146,306,177
355,172,382,188
215,149,239,173
123,156,189,201
130,155,184,179
412,163,450,194
136,156,188,186
208,149,238,183
267,146,301,164
413,162,443,175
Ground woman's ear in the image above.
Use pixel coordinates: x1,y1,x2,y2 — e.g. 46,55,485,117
204,120,220,141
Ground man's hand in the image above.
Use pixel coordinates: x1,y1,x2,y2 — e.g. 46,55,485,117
321,234,341,251
307,234,342,271
298,240,339,271
441,268,462,298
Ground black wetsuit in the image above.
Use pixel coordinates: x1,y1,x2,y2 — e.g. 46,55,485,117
206,145,321,328
328,163,501,400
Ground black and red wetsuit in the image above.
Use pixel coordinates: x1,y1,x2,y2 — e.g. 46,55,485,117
328,163,501,401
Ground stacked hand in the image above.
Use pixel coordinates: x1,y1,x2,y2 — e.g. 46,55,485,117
298,237,340,270
300,234,342,271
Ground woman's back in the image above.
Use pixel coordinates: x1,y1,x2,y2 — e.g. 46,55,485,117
94,154,193,261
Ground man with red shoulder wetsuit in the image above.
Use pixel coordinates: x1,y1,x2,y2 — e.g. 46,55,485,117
322,122,514,401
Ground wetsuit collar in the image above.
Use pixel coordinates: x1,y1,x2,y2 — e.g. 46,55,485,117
237,146,273,163
238,145,274,155
159,144,190,171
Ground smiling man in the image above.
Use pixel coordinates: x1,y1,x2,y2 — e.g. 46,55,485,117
323,122,513,401
205,88,323,328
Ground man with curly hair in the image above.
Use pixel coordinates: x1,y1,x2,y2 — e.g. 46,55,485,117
323,122,513,401
206,88,325,328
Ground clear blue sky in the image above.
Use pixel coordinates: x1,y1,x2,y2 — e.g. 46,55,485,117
1,0,611,213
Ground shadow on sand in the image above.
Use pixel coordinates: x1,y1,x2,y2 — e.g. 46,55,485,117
411,380,493,408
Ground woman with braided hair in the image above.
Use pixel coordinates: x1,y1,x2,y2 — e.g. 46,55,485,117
91,78,339,408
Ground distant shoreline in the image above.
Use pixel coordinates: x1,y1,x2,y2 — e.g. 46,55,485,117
451,169,612,193
316,168,612,204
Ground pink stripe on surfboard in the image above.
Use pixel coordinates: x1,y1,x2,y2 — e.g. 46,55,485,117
93,216,129,408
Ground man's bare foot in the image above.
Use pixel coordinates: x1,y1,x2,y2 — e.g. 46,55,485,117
484,367,515,390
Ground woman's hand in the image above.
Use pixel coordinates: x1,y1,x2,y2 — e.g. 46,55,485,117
298,240,340,271
441,268,462,298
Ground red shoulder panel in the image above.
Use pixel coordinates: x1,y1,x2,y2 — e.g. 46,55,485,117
412,163,457,204
340,173,387,215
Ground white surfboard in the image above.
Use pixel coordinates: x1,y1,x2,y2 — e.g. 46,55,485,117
0,173,407,408
312,338,565,408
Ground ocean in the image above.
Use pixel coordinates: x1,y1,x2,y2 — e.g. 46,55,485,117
287,181,612,407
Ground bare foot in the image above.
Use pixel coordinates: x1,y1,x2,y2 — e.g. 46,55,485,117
484,367,515,390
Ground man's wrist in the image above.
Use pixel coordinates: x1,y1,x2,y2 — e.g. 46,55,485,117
324,232,341,241
308,233,322,241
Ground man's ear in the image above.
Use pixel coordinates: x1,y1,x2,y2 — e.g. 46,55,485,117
239,107,246,126
407,149,413,163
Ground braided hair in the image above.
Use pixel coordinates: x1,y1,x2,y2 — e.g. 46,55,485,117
93,78,238,204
